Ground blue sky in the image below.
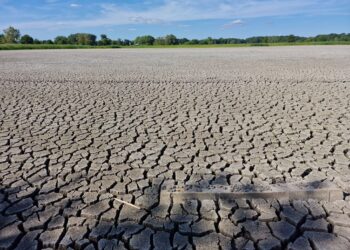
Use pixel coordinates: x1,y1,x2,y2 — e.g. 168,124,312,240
0,0,349,39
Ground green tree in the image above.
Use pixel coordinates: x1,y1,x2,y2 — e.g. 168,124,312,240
164,34,178,45
154,37,166,45
246,37,261,43
178,38,189,44
134,35,155,45
123,39,132,46
187,39,199,44
67,33,96,45
54,36,68,44
3,26,20,43
287,35,296,43
112,39,122,46
67,34,77,44
0,34,4,44
33,39,41,44
199,37,214,44
20,34,34,44
42,40,53,44
98,34,112,46
78,33,96,45
207,37,214,44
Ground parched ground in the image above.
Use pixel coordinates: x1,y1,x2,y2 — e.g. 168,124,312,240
0,46,350,249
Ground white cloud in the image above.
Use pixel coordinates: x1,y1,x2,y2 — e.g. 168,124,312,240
222,19,245,29
129,16,164,24
232,19,243,25
70,3,81,8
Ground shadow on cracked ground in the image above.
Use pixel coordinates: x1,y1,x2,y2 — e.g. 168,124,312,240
1,179,350,250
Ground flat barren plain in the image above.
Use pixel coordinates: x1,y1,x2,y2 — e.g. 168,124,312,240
1,46,350,249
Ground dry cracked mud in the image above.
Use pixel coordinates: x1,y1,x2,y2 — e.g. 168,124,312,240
0,46,350,249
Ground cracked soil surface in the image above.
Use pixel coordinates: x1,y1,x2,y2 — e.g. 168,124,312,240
0,46,350,249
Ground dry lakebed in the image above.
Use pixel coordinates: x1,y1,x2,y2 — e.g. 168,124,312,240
0,46,350,249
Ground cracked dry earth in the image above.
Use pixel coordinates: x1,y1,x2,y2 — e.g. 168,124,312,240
0,46,350,250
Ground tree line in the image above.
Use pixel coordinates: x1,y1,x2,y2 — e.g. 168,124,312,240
1,26,349,46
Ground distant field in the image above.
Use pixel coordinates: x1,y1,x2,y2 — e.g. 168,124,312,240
1,41,350,50
128,41,350,48
0,44,121,50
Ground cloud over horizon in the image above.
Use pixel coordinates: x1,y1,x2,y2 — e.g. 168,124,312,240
0,0,348,39
1,0,349,30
